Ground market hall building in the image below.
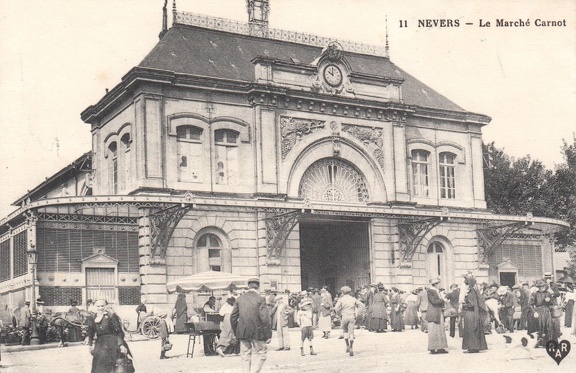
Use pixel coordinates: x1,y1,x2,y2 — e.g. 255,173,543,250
0,2,568,317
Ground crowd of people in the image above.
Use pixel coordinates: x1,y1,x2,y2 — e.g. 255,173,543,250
9,270,576,373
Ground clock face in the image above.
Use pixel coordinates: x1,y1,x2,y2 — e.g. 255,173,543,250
323,64,343,87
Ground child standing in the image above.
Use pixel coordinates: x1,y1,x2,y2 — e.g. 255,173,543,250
157,309,172,359
298,299,317,356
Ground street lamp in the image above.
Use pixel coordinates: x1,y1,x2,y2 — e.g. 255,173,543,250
27,244,40,345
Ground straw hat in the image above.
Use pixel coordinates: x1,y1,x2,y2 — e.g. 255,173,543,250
300,299,313,307
497,286,508,296
247,277,260,284
429,277,441,285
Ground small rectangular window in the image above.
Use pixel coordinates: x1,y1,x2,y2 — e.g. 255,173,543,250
208,249,221,258
177,126,203,141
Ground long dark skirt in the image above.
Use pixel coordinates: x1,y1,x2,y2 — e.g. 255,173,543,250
526,308,539,335
404,302,419,326
369,317,387,331
534,306,556,345
92,335,121,373
462,310,487,351
390,309,404,331
565,300,574,328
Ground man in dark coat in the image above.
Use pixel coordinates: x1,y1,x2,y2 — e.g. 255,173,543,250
416,287,428,333
518,283,531,330
497,286,515,332
231,277,271,373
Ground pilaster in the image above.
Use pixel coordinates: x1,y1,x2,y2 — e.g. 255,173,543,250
138,207,167,304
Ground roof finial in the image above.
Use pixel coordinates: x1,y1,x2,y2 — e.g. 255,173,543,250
159,0,168,39
172,0,177,25
385,15,390,59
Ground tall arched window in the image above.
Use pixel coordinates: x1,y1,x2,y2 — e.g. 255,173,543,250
214,129,239,185
411,150,429,197
108,142,118,194
120,133,131,190
439,152,456,199
177,125,204,182
196,233,222,272
427,242,445,286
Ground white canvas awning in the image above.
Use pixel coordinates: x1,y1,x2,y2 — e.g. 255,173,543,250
166,270,251,293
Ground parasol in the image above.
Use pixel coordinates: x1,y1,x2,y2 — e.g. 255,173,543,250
166,270,251,293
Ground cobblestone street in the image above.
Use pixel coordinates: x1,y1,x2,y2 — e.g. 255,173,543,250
2,326,575,373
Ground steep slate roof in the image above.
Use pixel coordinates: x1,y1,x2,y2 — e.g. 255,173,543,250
139,24,466,112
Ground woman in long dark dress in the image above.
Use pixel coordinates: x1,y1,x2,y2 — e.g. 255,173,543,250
369,286,389,332
389,287,404,332
87,299,131,373
173,292,188,334
530,279,558,347
461,273,488,353
564,285,574,328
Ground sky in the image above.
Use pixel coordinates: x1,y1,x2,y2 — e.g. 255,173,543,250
0,0,574,218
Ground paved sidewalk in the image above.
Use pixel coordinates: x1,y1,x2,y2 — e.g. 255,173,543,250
2,326,575,372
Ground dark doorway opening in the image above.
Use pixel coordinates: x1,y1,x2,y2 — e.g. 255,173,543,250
499,272,516,287
299,216,370,295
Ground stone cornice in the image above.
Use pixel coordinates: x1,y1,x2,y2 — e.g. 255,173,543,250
413,106,491,126
81,67,253,124
247,86,412,123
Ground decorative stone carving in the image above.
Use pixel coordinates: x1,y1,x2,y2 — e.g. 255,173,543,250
280,116,325,159
341,124,385,168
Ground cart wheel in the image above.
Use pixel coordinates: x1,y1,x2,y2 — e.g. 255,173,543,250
140,316,161,339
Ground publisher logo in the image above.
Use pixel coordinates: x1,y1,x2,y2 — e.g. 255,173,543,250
546,340,571,365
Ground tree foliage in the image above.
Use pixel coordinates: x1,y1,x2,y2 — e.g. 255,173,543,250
483,139,576,251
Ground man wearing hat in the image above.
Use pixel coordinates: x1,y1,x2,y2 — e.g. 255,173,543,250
19,300,31,345
497,286,515,332
426,277,448,354
334,285,363,356
231,277,272,373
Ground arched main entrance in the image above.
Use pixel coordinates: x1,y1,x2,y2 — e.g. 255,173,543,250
298,158,371,293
